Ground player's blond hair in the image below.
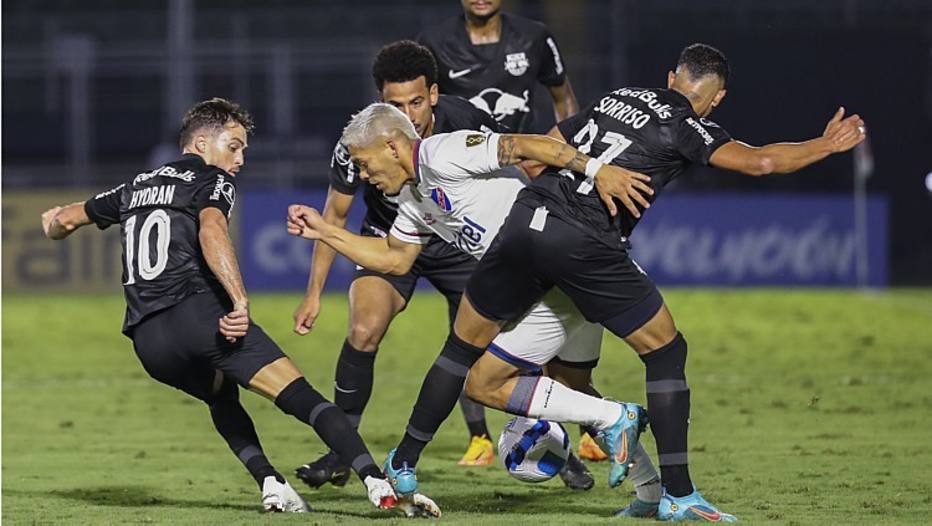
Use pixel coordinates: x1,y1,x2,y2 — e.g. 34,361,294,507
341,102,419,148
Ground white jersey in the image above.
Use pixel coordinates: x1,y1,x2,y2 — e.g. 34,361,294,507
390,130,525,259
386,129,602,370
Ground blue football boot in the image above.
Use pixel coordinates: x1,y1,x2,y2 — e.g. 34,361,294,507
612,498,659,518
657,487,737,522
597,402,648,488
383,449,418,496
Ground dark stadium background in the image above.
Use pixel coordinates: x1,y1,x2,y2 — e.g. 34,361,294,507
3,0,931,290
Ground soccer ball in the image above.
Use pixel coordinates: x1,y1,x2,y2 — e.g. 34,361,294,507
498,416,570,483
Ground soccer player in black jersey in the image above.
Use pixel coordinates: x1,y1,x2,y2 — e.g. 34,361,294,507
386,43,866,521
419,0,577,133
39,98,441,518
292,40,594,490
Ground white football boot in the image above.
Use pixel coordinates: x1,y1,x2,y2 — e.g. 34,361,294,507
261,476,310,513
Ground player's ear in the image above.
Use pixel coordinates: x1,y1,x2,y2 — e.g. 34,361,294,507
667,71,676,89
385,135,400,159
711,88,727,108
429,83,439,106
194,134,208,154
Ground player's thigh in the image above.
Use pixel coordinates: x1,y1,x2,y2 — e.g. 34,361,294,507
464,202,551,324
539,215,665,334
208,321,292,398
488,290,578,370
552,320,603,373
131,306,216,402
346,271,411,350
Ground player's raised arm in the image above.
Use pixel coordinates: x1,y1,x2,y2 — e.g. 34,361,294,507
199,207,250,342
710,107,866,176
496,133,654,217
41,202,93,240
287,205,423,276
293,187,355,335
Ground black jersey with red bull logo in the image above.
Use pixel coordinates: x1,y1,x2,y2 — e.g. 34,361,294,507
525,87,732,249
329,94,498,236
418,13,567,133
84,154,236,334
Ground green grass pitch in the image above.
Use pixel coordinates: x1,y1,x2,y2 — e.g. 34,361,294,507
3,289,932,524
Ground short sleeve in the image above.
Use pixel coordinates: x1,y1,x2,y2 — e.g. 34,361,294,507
675,116,732,165
556,100,598,142
420,131,502,181
328,142,361,195
471,106,502,134
389,207,432,245
84,184,124,230
536,30,567,87
194,171,237,219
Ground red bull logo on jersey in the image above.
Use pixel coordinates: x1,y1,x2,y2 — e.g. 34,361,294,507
470,88,531,122
431,187,453,212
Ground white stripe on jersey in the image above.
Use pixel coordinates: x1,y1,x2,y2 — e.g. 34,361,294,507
390,130,527,259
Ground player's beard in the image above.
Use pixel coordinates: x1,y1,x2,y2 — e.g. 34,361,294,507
468,7,499,23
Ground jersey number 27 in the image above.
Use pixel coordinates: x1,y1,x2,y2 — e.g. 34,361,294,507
561,119,633,195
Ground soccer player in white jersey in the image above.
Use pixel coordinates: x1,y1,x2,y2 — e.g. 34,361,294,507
287,103,663,505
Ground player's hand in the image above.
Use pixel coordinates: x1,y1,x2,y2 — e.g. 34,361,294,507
292,293,322,335
287,204,326,240
593,165,653,218
219,303,250,343
822,106,867,153
41,206,62,238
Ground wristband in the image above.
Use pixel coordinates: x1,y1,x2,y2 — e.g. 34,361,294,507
584,158,604,178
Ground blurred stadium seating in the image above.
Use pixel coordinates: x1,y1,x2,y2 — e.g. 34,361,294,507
3,0,931,291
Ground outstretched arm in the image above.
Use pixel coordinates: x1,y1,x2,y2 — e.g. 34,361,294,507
710,107,866,176
287,205,422,276
41,202,93,240
496,133,654,217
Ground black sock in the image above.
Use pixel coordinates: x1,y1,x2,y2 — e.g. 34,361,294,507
394,332,484,469
275,378,383,481
459,393,490,438
579,425,599,439
640,332,693,497
207,377,283,488
333,340,376,429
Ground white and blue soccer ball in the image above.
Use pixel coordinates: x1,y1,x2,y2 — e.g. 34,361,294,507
498,416,570,483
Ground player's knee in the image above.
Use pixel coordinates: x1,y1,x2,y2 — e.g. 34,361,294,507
347,319,387,352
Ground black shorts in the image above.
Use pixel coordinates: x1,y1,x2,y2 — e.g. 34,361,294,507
353,229,476,324
131,291,286,402
466,198,663,337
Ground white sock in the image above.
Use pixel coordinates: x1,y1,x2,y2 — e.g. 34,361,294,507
628,443,661,502
526,377,622,429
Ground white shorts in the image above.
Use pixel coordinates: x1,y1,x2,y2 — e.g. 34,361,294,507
488,288,602,370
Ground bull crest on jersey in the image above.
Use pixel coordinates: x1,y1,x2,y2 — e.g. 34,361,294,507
430,187,453,212
504,52,529,76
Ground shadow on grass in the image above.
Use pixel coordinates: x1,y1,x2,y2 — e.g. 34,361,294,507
312,485,615,517
30,486,383,519
41,486,258,512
